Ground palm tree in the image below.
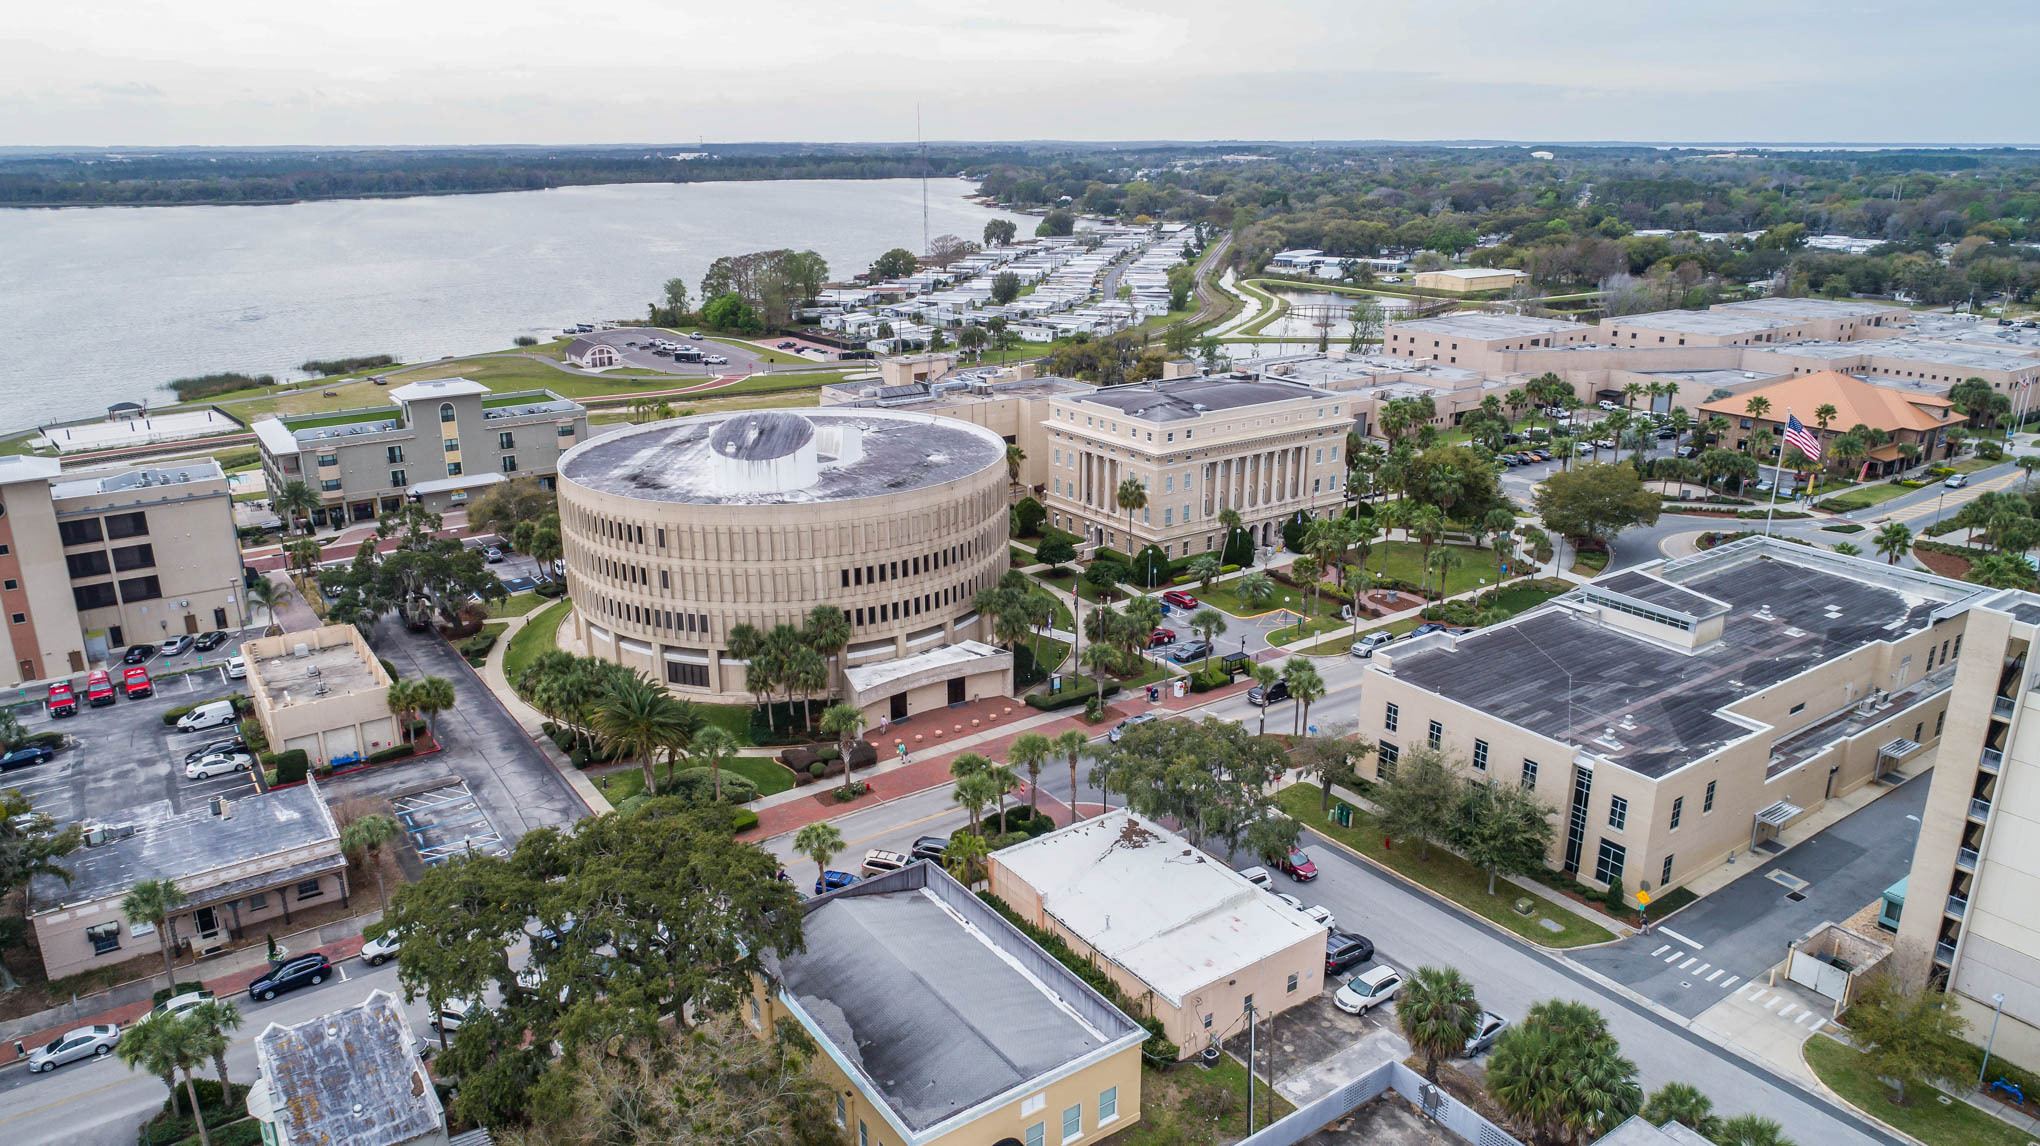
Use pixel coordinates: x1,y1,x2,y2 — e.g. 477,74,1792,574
954,772,1002,836
1344,566,1375,635
188,999,244,1092
1832,541,1863,557
1009,733,1054,814
1115,477,1147,552
1005,444,1027,488
592,671,696,793
1218,506,1244,560
244,576,289,637
1426,546,1463,599
1373,500,1406,578
273,479,318,537
1713,1114,1795,1146
1404,504,1446,592
339,813,401,909
1875,521,1914,565
690,726,741,802
384,679,417,744
122,879,187,996
1744,395,1772,422
1813,402,1838,432
1189,607,1227,672
114,1013,180,1114
1079,642,1118,705
1396,966,1483,1082
943,830,992,887
1189,554,1223,594
117,1014,209,1140
1283,658,1325,736
1640,1082,1720,1138
409,675,456,748
286,539,321,588
1054,729,1090,819
1249,664,1280,735
793,823,844,888
818,704,865,793
1235,571,1275,612
984,763,1022,828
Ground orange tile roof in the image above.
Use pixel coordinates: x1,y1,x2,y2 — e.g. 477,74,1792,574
1697,370,1962,434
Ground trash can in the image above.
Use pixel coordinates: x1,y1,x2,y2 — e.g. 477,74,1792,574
1147,685,1160,702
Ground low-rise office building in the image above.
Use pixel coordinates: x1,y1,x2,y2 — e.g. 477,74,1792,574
247,988,446,1146
1695,370,1964,472
27,782,345,980
0,454,241,687
989,809,1327,1059
243,624,399,768
251,380,589,526
760,861,1146,1146
1357,540,1984,902
1381,313,1596,372
1412,268,1527,294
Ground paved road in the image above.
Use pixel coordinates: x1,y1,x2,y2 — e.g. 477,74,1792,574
1573,773,1929,1018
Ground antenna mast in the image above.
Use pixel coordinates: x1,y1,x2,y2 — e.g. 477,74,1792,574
918,103,929,258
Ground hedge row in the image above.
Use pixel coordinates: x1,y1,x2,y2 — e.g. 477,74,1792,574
458,631,498,662
261,748,309,785
366,743,415,765
1025,683,1121,711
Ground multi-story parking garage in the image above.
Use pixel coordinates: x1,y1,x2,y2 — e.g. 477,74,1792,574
556,407,1013,712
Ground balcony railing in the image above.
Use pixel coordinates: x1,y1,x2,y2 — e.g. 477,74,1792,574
1948,894,1970,919
1970,796,1994,821
1981,747,2004,773
1957,847,1980,872
1995,695,2016,718
1935,940,1958,965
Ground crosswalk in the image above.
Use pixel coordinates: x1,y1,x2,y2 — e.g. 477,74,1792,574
1879,470,2021,525
1735,981,1831,1032
1647,941,1741,992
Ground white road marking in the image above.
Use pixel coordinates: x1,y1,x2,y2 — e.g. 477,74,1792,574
1750,990,1770,1005
1722,976,1740,989
1679,957,1699,971
1650,944,1671,957
1706,968,1725,983
1764,998,1786,1013
1664,949,1684,963
1692,963,1710,976
1811,1018,1828,1034
1656,927,1703,950
1796,1011,1819,1027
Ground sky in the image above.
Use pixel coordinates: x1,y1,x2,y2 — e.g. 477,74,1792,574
6,0,2037,148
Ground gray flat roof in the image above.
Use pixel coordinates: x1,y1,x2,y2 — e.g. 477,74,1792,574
51,460,223,501
559,407,1003,505
1075,377,1338,423
1590,570,1730,620
770,864,1142,1135
30,786,339,912
1390,313,1589,339
255,989,442,1146
1606,310,1799,336
1754,339,2040,372
1386,547,1978,778
1716,297,1907,320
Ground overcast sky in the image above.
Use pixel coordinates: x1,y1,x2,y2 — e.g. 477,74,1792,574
6,0,2035,148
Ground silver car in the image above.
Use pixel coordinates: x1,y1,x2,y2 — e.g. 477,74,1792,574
28,1024,119,1072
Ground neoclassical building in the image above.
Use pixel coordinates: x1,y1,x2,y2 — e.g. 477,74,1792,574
556,408,1012,710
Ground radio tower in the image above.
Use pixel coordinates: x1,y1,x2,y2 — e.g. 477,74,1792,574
918,103,930,257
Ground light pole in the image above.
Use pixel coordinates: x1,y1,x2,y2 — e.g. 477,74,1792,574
1979,992,2007,1087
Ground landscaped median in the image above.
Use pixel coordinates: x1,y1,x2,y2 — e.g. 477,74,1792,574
1802,1035,2030,1146
1274,785,1615,948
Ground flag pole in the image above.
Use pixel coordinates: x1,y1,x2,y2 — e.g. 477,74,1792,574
1762,407,1788,539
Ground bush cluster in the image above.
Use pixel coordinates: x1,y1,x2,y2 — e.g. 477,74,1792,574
1025,683,1121,711
262,748,309,785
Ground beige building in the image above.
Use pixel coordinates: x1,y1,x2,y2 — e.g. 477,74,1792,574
556,408,1009,703
0,454,242,687
1357,540,1983,902
248,989,446,1146
1696,370,1964,473
1381,313,1597,373
760,862,1147,1146
243,624,399,767
989,809,1327,1059
27,781,345,980
251,380,589,526
1894,588,2040,1067
1412,267,1528,294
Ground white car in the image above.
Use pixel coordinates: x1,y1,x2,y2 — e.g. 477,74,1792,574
27,1024,119,1072
1301,903,1337,929
151,990,214,1019
704,354,729,365
1333,965,1405,1014
1274,892,1304,912
1238,866,1272,889
226,655,247,680
185,751,253,780
360,930,401,966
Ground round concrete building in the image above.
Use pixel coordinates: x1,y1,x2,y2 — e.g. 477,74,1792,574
556,407,1013,711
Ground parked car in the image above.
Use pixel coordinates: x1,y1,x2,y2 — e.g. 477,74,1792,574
1271,848,1318,881
1238,866,1272,889
1333,965,1405,1014
160,635,193,658
1464,1011,1510,1056
123,644,157,665
226,655,248,680
1247,679,1291,706
122,666,153,699
1299,903,1336,928
1160,590,1200,609
861,848,911,877
1146,628,1177,648
46,682,77,718
1675,445,1699,459
1167,640,1212,664
151,990,215,1019
85,670,116,707
430,998,480,1035
1597,400,1621,411
248,953,333,1001
194,630,230,652
1946,473,1970,489
26,1025,119,1073
1325,931,1375,975
1408,622,1452,639
184,735,247,764
777,340,797,349
1351,631,1395,658
814,870,860,896
687,332,704,340
185,751,254,780
704,354,729,365
1656,427,1678,440
910,836,949,863
0,746,55,772
1109,711,1160,743
360,930,401,966
483,547,505,563
177,700,238,733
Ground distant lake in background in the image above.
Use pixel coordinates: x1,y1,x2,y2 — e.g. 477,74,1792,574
0,178,1026,429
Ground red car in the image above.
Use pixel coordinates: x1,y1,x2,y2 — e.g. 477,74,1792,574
1161,590,1199,610
1146,628,1177,648
85,670,116,707
47,682,78,718
122,666,153,699
1273,848,1319,882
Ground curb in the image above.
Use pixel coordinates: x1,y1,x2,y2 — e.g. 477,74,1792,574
1798,1034,1935,1146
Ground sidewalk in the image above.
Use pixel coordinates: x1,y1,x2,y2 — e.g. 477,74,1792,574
475,604,612,815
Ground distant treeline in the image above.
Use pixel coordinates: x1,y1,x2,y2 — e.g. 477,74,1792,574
167,372,274,400
0,148,1052,207
302,354,395,376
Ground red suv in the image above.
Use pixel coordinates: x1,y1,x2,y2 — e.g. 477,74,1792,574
1146,628,1177,648
1161,590,1199,610
122,666,153,699
46,682,78,718
1273,848,1319,882
85,670,116,707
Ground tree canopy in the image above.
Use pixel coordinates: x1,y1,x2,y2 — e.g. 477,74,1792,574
1533,462,1663,542
1091,716,1297,856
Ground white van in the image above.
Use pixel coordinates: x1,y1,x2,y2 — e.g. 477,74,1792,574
177,700,238,733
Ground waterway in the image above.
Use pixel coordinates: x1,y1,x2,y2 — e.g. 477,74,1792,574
1258,285,1410,341
0,178,1025,428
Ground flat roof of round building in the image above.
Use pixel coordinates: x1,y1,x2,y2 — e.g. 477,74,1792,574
560,408,1004,505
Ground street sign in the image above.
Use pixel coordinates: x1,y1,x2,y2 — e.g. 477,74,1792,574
1635,888,1652,906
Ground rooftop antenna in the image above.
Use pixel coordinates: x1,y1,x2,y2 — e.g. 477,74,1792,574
918,103,929,259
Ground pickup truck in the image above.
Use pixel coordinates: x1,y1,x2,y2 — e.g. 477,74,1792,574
46,682,77,718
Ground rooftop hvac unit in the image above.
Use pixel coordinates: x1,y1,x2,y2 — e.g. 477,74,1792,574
293,643,311,659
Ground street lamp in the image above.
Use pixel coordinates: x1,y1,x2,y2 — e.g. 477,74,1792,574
1979,992,2008,1087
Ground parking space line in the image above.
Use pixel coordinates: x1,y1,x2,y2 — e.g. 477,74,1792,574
1706,968,1725,983
1649,944,1670,957
1663,949,1683,962
1811,1018,1828,1034
1679,957,1699,971
1764,997,1785,1013
1691,963,1710,976
1722,976,1740,989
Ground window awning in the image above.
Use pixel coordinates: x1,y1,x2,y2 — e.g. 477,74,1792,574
1756,800,1803,827
1879,738,1922,758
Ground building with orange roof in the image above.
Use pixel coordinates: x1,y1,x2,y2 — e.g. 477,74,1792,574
1696,370,1964,479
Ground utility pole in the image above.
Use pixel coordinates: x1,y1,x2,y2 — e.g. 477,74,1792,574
1245,998,1258,1134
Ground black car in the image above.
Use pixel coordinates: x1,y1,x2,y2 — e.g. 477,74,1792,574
1656,427,1677,440
910,836,949,863
0,746,55,772
247,953,332,1001
1167,640,1212,664
1247,679,1291,706
193,630,230,652
185,735,248,765
1326,931,1375,974
122,644,157,665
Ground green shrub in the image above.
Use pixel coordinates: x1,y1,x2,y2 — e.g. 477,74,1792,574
535,580,567,599
730,808,760,834
366,744,415,765
378,657,399,681
808,761,827,778
815,745,841,762
1220,563,1241,574
268,749,309,785
1186,668,1231,692
200,1119,267,1146
151,980,208,1006
1012,497,1046,538
458,632,498,661
658,767,760,804
1025,683,1120,711
143,1116,196,1146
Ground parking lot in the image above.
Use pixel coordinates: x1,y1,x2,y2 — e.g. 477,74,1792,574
393,780,506,865
560,327,766,375
6,663,257,830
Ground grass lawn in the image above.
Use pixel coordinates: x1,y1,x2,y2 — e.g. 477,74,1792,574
486,591,549,618
1276,785,1615,948
594,751,792,801
1113,1057,1293,1146
1296,579,1570,654
504,598,571,690
1802,1036,2029,1146
1010,545,1035,568
1195,582,1337,622
1572,549,1610,576
1036,567,1118,604
1816,484,1909,513
705,336,812,365
1364,540,1497,597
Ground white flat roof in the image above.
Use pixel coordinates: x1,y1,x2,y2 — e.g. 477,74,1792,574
0,455,64,485
391,377,489,402
251,418,301,456
406,471,507,496
992,809,1324,1006
842,640,1005,695
1422,267,1525,279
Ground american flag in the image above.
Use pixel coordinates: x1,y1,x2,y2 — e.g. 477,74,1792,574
1783,413,1822,463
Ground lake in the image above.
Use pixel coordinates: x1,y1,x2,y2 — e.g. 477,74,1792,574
1259,285,1409,341
0,178,1027,429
